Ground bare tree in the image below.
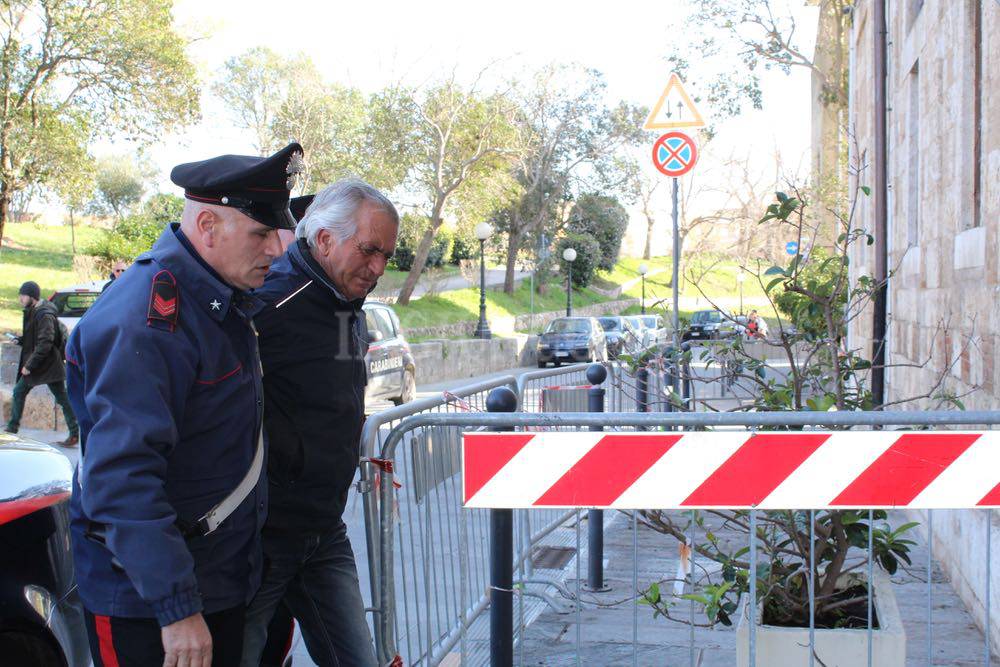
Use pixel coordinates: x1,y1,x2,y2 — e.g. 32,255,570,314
499,65,645,294
394,70,520,305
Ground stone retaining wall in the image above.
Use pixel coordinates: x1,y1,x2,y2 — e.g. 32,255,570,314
409,335,538,385
406,298,639,340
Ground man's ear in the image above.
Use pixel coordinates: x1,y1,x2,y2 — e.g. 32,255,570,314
195,208,219,248
315,228,334,257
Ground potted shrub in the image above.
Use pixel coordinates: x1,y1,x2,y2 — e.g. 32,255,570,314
619,179,973,664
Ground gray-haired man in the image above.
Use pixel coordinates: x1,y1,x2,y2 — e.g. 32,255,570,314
242,179,399,666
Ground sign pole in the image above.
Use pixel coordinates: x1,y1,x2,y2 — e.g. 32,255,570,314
672,176,681,398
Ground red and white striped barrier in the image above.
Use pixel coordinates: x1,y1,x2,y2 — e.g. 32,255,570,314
462,431,1000,509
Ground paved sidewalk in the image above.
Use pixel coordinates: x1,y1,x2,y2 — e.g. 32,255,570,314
519,510,998,666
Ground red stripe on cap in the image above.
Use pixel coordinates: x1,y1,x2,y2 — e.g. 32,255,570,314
94,615,120,667
463,434,535,503
534,434,681,506
978,481,1000,507
831,433,979,506
682,434,829,507
184,192,223,204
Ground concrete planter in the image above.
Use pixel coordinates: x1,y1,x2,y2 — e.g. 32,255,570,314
736,569,906,667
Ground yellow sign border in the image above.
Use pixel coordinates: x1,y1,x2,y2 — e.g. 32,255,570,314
644,73,706,130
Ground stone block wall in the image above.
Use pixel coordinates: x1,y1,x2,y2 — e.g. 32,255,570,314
847,0,1000,652
409,335,539,385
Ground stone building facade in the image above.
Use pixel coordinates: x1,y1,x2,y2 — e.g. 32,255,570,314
846,0,999,652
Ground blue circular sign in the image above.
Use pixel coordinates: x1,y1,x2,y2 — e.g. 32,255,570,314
785,241,799,256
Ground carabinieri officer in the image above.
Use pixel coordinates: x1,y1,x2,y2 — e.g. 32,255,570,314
66,143,304,667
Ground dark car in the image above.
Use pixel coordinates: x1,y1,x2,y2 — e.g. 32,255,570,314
683,309,725,341
536,317,607,367
363,302,416,406
597,316,643,359
0,433,89,666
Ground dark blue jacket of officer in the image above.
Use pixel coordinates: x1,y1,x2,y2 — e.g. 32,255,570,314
66,143,303,628
66,225,266,625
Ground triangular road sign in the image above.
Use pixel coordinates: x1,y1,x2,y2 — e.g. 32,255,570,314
644,73,706,130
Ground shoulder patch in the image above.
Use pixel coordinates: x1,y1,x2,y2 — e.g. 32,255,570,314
147,270,179,332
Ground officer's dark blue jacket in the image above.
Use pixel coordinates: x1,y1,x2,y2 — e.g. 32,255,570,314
66,224,267,626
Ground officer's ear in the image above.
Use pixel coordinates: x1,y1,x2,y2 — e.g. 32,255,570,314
195,208,221,248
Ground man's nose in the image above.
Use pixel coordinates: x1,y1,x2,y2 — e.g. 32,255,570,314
370,253,389,276
265,230,283,258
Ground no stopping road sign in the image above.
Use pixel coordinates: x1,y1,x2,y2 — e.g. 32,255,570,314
652,131,698,177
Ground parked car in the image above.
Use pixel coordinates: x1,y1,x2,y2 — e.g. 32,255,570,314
625,315,655,349
682,309,725,341
536,317,607,367
363,302,416,405
597,315,643,358
638,314,669,345
50,280,109,332
0,433,89,666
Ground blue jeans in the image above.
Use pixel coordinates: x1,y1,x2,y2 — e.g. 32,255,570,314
241,521,376,667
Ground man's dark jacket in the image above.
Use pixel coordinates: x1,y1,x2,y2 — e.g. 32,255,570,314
254,239,368,534
18,300,65,387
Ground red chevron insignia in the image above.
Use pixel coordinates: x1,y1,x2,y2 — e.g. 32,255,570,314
147,270,179,332
152,294,176,317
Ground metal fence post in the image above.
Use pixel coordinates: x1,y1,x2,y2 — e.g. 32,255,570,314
585,364,610,592
488,386,518,667
636,367,649,428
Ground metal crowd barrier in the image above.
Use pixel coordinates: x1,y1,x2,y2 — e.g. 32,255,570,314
371,404,1000,667
360,363,598,665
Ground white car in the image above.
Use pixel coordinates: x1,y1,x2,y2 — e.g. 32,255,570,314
50,280,111,332
638,314,669,346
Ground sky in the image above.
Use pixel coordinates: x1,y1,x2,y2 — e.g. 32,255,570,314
103,0,820,251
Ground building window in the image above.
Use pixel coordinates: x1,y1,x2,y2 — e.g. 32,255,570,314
907,62,920,247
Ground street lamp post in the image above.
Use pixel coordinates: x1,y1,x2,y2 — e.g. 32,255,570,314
474,222,493,339
737,271,745,316
638,263,649,314
562,247,577,316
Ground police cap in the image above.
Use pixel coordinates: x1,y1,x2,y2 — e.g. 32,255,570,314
289,194,314,223
170,142,305,230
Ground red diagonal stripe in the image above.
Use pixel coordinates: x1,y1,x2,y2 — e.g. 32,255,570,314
463,433,535,503
978,481,1000,507
533,434,681,506
831,433,979,506
682,434,830,507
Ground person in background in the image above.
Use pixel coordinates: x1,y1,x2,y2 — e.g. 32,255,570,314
101,260,129,293
746,309,768,340
3,280,78,447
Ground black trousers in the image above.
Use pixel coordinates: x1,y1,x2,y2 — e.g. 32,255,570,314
84,606,245,667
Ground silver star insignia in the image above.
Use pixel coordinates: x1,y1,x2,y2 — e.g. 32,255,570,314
210,299,222,311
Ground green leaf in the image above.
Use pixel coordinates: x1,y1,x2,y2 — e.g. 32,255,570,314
861,185,872,196
763,265,786,277
765,276,785,294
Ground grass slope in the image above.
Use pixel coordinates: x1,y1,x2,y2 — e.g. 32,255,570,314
1,223,105,332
